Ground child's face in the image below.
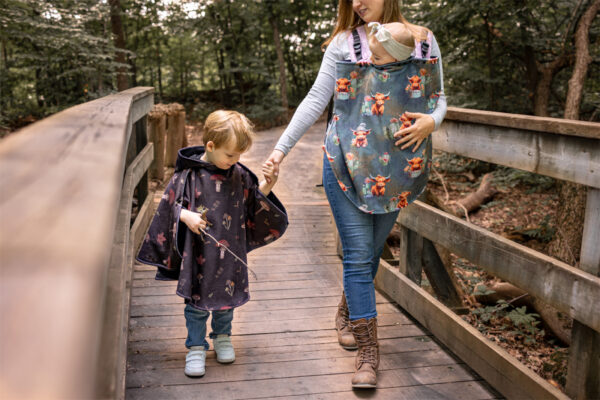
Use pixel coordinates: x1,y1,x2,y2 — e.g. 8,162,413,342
368,35,396,65
204,138,244,170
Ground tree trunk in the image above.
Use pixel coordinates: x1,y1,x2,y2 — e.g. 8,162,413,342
533,58,565,117
108,0,129,91
156,44,163,99
565,0,600,120
270,14,289,117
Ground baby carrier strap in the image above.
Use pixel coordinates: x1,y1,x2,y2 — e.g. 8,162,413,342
414,30,433,59
329,26,369,125
347,25,370,62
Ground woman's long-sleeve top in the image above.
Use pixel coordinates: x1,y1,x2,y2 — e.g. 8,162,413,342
274,29,447,156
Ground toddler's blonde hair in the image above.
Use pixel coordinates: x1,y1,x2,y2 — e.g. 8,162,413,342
203,110,254,152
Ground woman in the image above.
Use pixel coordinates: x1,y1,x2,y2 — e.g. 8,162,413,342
265,0,447,388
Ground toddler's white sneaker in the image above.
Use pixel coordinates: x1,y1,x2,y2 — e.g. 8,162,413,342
184,346,206,377
213,334,235,363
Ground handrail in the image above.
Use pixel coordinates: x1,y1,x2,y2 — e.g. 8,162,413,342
0,87,154,399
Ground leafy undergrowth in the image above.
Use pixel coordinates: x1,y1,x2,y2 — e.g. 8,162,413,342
391,151,569,392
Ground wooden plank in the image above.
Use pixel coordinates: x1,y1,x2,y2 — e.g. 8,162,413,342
126,349,461,388
406,229,423,284
125,368,491,400
445,106,600,139
128,304,410,329
127,324,424,354
128,312,415,342
128,336,440,369
566,187,600,399
399,200,600,332
0,87,153,400
130,194,153,255
374,259,568,400
421,237,464,309
434,120,600,188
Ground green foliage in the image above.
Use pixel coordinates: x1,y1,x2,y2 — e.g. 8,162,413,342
471,297,544,344
2,0,598,132
493,166,557,192
0,0,123,132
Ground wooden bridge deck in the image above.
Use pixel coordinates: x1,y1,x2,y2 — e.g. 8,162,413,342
125,121,499,399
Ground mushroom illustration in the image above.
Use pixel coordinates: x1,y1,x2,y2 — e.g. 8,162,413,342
210,174,226,192
222,213,232,230
216,240,230,259
264,229,280,243
256,200,271,215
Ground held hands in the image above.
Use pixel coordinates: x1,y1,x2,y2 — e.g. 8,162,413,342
259,160,278,195
394,112,435,152
180,209,208,235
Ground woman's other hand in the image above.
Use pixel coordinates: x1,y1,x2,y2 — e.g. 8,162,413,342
266,149,285,178
394,112,435,152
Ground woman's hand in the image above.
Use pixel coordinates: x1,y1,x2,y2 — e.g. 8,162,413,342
180,209,208,235
265,149,285,178
394,112,435,152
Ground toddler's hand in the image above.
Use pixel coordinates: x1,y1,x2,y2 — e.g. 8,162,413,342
262,160,278,185
180,209,208,235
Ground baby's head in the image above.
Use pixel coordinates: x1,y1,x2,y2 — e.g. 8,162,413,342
368,22,415,65
202,110,255,170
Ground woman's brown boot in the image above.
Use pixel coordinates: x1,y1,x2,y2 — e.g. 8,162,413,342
335,293,357,350
349,317,379,389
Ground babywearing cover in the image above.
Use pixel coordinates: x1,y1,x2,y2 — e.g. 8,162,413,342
324,26,441,214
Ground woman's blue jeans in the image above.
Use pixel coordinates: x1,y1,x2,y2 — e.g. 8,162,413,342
184,304,234,349
323,156,400,320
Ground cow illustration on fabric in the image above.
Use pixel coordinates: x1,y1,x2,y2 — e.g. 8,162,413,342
336,77,351,100
367,92,391,115
366,175,391,196
405,157,424,178
405,75,424,98
323,32,441,214
351,123,371,148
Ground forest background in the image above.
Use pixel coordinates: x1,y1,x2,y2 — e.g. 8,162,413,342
1,0,598,132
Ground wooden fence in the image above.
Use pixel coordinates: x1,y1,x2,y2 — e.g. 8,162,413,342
371,107,600,399
0,87,155,399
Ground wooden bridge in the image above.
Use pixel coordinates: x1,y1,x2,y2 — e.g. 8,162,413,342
1,87,599,399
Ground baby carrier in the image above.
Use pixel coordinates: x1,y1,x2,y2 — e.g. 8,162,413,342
324,25,441,214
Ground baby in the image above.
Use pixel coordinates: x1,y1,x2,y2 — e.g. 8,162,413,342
367,22,415,65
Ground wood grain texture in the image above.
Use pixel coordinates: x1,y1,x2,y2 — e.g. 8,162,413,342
434,120,600,188
375,259,567,400
446,106,600,139
399,200,600,332
0,87,154,400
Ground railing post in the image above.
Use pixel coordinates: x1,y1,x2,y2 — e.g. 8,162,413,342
566,187,600,399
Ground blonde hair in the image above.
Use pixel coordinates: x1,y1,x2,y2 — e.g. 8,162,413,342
202,110,255,152
322,0,428,50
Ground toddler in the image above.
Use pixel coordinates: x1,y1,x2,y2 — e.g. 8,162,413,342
136,110,288,377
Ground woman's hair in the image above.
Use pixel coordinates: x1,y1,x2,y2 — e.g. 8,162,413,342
322,0,428,50
203,110,255,152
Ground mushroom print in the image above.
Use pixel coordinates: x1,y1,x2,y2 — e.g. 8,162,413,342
264,229,280,243
217,240,230,259
225,280,235,296
210,174,226,192
222,213,232,230
256,200,271,215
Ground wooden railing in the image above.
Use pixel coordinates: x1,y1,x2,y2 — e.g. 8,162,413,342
373,107,600,399
0,87,155,399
